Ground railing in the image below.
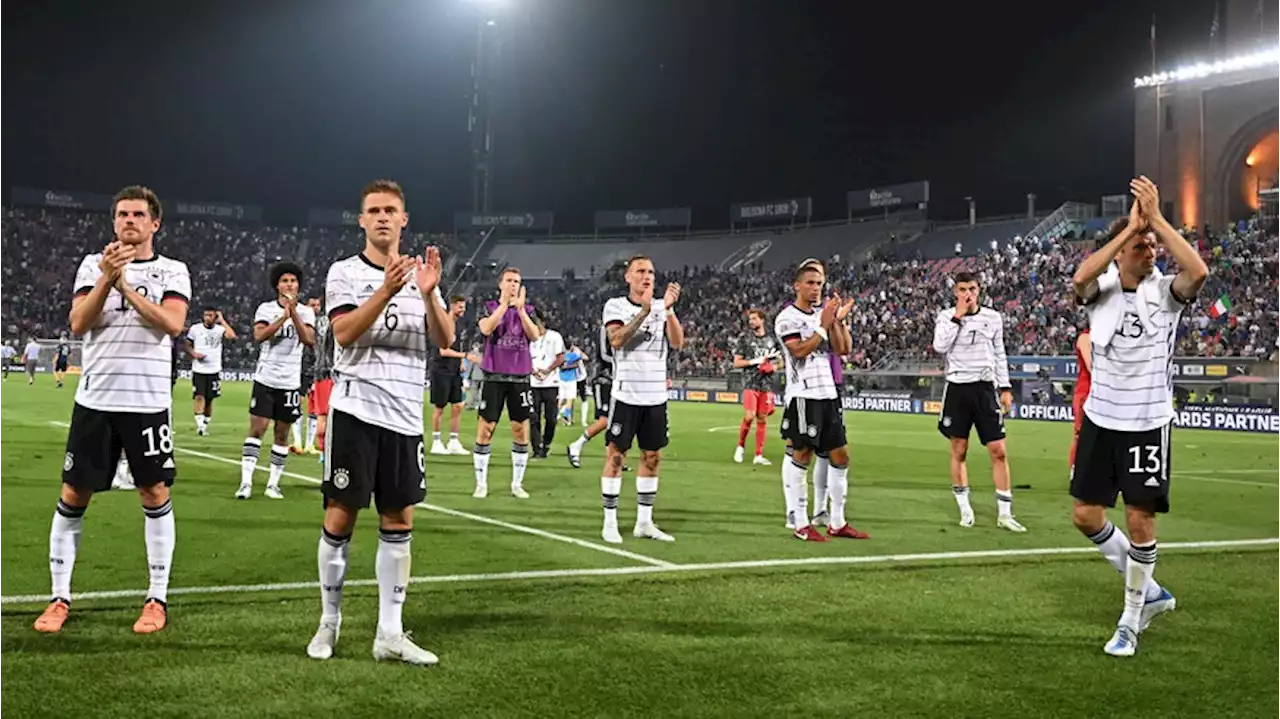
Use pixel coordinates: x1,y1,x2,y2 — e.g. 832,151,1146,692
1026,202,1098,243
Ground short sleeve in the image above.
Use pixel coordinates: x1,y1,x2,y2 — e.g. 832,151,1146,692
253,302,274,325
775,310,805,343
185,326,198,341
300,305,317,328
553,332,566,354
1158,275,1191,312
602,298,627,327
74,255,101,297
326,263,357,318
163,261,192,303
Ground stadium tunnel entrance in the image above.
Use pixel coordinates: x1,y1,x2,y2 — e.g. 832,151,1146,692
1217,109,1279,228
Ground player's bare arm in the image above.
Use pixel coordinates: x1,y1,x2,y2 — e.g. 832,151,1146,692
118,283,188,337
184,336,204,360
663,283,685,349
417,249,455,349
512,286,541,341
253,311,292,343
607,302,651,349
477,288,511,336
69,243,132,335
828,294,852,355
217,311,238,339
1072,194,1143,300
1076,333,1093,374
1132,177,1208,299
732,354,759,369
331,255,414,346
991,318,1013,413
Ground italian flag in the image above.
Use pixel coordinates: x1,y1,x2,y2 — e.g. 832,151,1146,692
1208,294,1232,319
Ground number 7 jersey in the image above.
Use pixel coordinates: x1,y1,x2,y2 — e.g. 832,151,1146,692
325,253,446,436
73,252,191,413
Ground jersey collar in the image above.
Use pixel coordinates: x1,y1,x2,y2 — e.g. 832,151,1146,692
358,252,384,271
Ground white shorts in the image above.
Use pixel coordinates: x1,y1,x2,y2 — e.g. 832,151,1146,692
558,381,577,402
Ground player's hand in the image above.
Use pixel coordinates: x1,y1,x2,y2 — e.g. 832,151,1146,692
216,310,227,324
381,256,415,296
515,285,527,308
1130,176,1161,221
836,296,855,321
663,282,681,309
192,352,206,360
100,242,134,282
415,247,442,295
1000,390,1013,415
819,296,839,329
954,295,973,320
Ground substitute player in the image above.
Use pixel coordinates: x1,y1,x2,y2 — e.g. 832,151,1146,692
34,185,189,635
307,179,454,665
1070,177,1204,657
186,307,236,436
53,334,71,388
236,262,315,500
1069,328,1092,466
23,337,40,385
472,267,541,499
931,271,1025,532
309,300,335,462
529,317,565,459
732,309,780,466
598,255,682,544
428,295,473,456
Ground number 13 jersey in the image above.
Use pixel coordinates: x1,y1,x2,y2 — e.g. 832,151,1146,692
326,253,446,436
73,253,191,413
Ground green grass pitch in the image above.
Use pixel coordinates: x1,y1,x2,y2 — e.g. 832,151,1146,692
2,377,1276,718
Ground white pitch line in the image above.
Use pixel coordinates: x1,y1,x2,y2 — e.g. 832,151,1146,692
705,425,742,433
46,421,671,568
2,537,1274,606
1172,474,1277,488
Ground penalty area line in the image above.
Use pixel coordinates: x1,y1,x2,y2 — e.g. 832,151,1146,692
2,537,1275,606
46,421,672,569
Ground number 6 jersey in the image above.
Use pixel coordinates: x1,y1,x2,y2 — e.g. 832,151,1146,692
73,252,191,413
326,253,446,436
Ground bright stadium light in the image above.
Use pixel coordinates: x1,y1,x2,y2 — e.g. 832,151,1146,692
1134,47,1280,88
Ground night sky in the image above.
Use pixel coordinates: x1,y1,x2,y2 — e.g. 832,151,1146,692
3,0,1229,229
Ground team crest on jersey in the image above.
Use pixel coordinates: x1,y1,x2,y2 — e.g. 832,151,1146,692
63,452,74,472
331,468,350,490
148,269,164,283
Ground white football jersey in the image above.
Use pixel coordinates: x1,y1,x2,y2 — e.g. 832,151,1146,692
186,323,226,374
775,304,837,402
1084,278,1185,432
602,296,669,407
73,253,191,413
530,328,565,389
931,306,1011,387
252,301,316,390
326,253,447,437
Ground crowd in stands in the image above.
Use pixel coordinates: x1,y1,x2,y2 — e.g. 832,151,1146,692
3,205,1276,378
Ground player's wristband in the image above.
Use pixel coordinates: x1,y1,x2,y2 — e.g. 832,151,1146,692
814,327,829,342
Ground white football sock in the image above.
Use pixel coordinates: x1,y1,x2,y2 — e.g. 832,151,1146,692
291,420,303,449
995,489,1013,518
1086,521,1163,601
813,455,830,514
581,401,590,425
376,529,412,636
784,458,810,528
1121,542,1157,629
49,501,85,601
828,463,849,528
317,529,350,625
306,415,318,447
601,476,621,526
472,444,491,487
636,475,657,526
953,485,973,513
143,500,175,603
268,444,289,489
240,438,261,486
194,414,203,431
511,442,529,489
432,431,441,443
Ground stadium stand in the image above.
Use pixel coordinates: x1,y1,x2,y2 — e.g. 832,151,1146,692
3,205,1275,379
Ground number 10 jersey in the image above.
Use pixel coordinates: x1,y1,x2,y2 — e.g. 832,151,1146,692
325,253,446,436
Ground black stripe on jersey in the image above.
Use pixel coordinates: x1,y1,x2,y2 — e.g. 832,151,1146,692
329,304,357,319
781,333,802,343
75,286,94,297
605,320,624,328
1089,395,1171,407
1091,380,1169,392
162,291,189,303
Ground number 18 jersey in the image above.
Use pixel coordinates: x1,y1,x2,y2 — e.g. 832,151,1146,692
326,253,446,436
